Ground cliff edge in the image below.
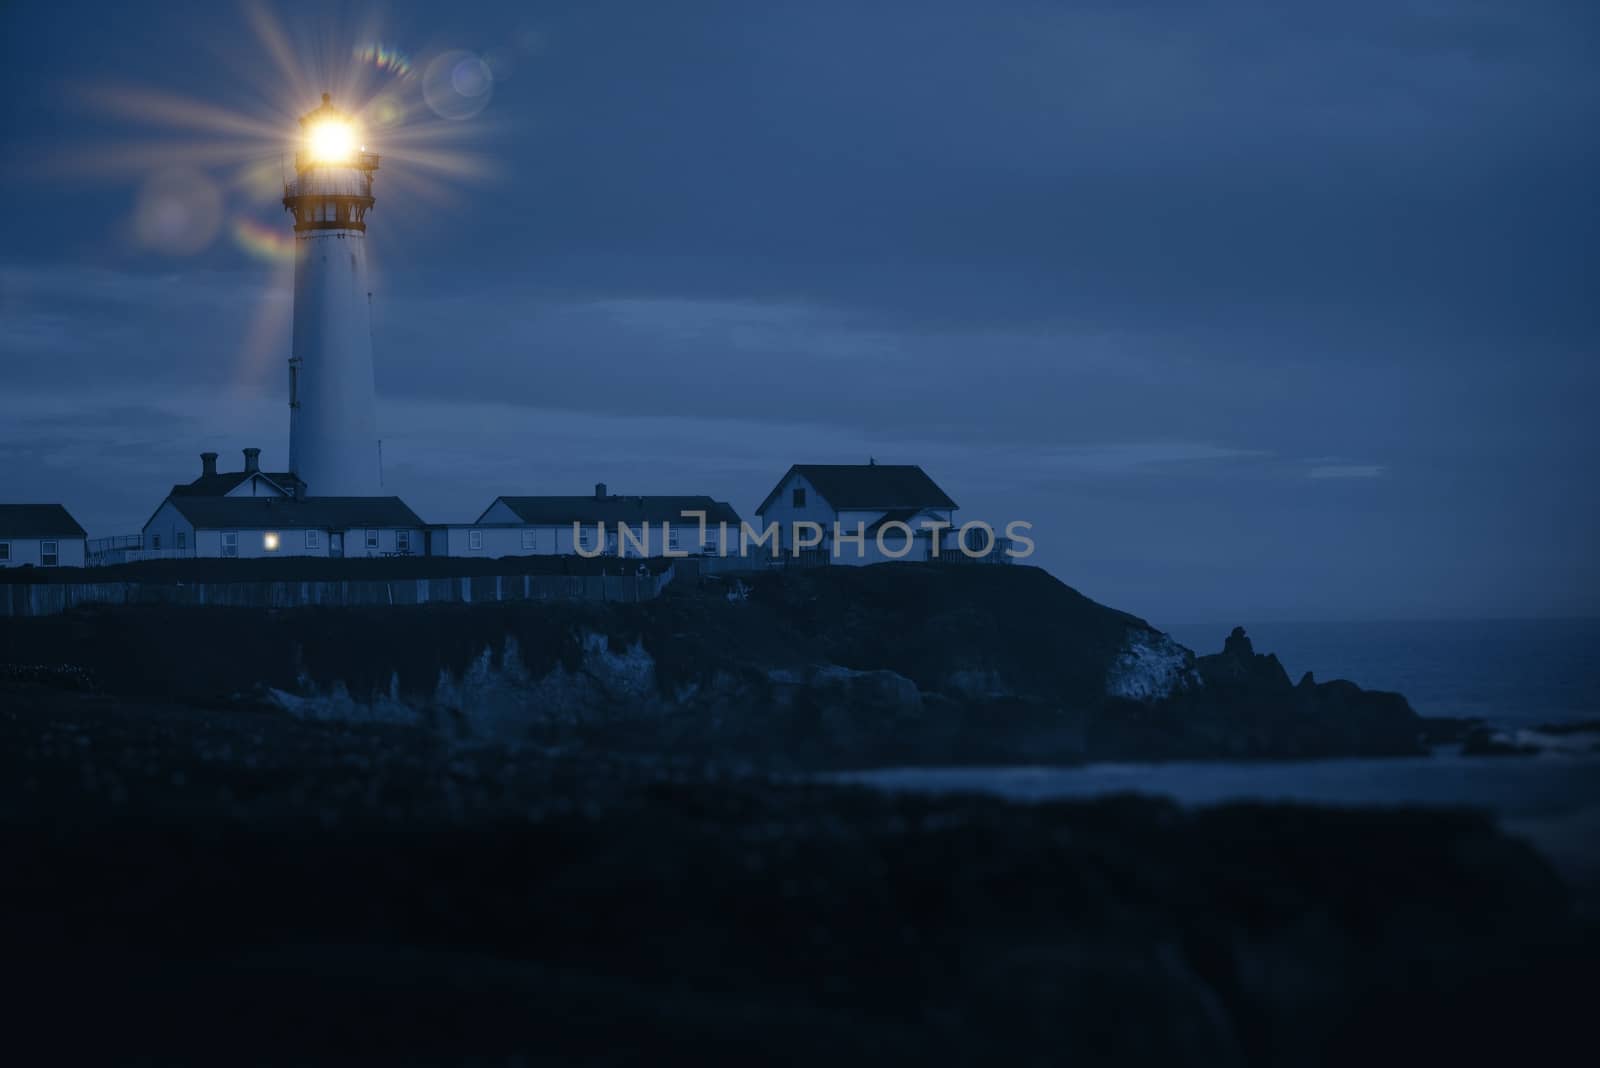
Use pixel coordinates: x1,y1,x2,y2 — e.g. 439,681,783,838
1,563,1423,767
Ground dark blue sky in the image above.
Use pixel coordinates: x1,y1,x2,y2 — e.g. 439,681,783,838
2,0,1595,622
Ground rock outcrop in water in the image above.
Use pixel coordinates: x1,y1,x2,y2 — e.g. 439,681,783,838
1160,625,1424,758
0,564,1425,766
1199,626,1294,691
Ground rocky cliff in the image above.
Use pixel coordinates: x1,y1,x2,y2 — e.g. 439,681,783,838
0,678,1588,1066
0,563,1423,767
2,563,1588,1064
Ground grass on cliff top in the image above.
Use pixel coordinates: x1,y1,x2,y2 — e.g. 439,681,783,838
1,563,1159,709
0,552,677,584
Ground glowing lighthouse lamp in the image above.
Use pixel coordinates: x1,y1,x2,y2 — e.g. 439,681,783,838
282,93,383,497
306,114,357,163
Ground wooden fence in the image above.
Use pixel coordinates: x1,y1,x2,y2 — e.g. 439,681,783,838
0,566,675,618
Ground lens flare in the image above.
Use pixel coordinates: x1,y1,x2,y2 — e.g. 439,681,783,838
452,57,491,98
231,216,295,262
133,169,223,255
37,1,497,299
363,92,407,130
233,158,285,204
353,42,414,80
423,50,493,120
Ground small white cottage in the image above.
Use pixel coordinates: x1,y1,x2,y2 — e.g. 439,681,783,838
0,504,88,569
446,485,743,558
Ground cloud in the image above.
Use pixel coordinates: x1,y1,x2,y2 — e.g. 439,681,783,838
0,0,1594,621
1032,443,1271,475
1308,464,1386,480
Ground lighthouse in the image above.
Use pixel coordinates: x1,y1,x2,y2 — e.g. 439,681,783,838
283,93,383,497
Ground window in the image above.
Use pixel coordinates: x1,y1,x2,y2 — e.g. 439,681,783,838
222,531,238,558
668,527,681,551
792,487,806,508
521,529,537,551
151,534,161,551
396,530,411,553
176,531,187,550
305,530,320,550
42,541,59,567
366,529,380,551
468,529,484,551
579,526,592,548
0,542,9,562
263,531,280,552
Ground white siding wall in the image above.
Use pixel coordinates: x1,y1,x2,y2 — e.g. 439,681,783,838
221,527,325,558
58,538,87,567
141,501,198,555
339,527,424,558
834,508,953,566
443,525,548,558
176,524,424,559
682,521,738,557
833,509,888,560
756,472,959,565
612,518,731,558
442,523,609,558
755,472,838,552
437,520,735,559
0,537,86,568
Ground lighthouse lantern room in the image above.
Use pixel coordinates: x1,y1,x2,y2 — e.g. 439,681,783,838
283,93,383,497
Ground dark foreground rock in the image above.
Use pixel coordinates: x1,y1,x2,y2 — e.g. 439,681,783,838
0,685,1592,1066
0,565,1426,766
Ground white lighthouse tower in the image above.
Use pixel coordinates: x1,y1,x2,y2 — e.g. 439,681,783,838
283,93,383,497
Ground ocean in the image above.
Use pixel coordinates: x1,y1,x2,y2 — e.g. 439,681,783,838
842,619,1600,896
1159,618,1600,728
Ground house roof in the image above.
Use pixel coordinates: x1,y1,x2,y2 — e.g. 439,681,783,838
170,470,301,497
162,496,424,530
756,464,957,516
864,507,937,533
0,504,88,539
482,495,742,528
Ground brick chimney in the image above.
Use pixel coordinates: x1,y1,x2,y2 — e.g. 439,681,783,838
595,482,607,500
200,452,218,477
243,447,261,474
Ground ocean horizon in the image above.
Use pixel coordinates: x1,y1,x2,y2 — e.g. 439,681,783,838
1159,617,1599,728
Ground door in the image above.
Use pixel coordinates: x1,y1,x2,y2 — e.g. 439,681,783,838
330,531,344,558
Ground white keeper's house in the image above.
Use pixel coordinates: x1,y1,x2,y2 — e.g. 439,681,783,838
142,496,426,559
435,484,742,558
0,504,88,569
755,462,971,564
138,449,424,558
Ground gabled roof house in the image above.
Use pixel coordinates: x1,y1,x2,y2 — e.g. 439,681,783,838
143,495,425,559
754,463,959,564
449,484,742,558
0,504,88,568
